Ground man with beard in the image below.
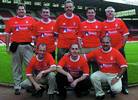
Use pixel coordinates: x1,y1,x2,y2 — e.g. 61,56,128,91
102,6,129,94
54,0,81,61
85,36,128,100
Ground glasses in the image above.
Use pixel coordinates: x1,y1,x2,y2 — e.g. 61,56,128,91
71,48,79,50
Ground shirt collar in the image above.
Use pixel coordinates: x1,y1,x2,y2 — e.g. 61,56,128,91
102,47,112,53
86,19,96,23
64,13,74,19
70,55,80,62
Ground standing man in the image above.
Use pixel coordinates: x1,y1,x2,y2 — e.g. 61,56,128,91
5,3,36,95
54,0,81,61
56,43,91,100
34,7,56,58
86,36,128,100
102,6,129,94
21,43,57,100
79,7,103,72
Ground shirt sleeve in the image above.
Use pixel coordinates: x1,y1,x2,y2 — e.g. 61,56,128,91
47,53,56,67
5,19,11,33
26,56,36,76
119,19,129,36
58,55,67,68
115,49,128,68
86,50,95,61
81,58,89,75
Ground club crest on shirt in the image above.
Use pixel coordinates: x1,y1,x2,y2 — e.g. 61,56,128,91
84,26,87,28
40,27,43,30
95,25,98,29
26,21,29,24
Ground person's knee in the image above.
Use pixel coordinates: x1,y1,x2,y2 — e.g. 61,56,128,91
90,73,100,82
111,86,122,93
48,73,56,80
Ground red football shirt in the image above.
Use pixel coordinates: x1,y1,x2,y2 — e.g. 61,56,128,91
5,16,36,42
26,53,55,76
102,18,129,49
58,54,89,77
54,14,81,48
86,47,127,73
80,20,103,48
34,19,56,53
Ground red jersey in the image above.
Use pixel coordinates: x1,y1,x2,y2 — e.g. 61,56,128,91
26,53,55,76
5,16,36,42
86,47,127,73
54,14,81,48
58,54,89,77
34,19,56,53
102,18,129,49
80,20,103,48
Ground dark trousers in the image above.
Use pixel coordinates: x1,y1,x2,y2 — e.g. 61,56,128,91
119,47,128,89
56,73,91,99
57,48,69,61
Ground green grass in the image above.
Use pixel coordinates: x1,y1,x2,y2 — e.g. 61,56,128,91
0,42,138,84
125,42,138,84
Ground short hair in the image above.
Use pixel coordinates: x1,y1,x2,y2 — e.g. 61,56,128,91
69,43,80,50
17,3,26,10
64,0,74,5
86,7,96,12
100,35,111,43
105,6,115,12
37,43,46,50
41,6,50,12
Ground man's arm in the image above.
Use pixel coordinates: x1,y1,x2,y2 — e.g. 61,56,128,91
28,75,42,91
111,67,127,85
56,66,73,82
5,32,10,52
36,65,56,80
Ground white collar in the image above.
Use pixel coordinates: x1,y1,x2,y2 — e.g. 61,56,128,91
64,13,74,19
41,18,51,24
102,47,112,53
86,19,96,23
36,55,43,62
106,18,115,22
70,55,80,62
16,15,27,18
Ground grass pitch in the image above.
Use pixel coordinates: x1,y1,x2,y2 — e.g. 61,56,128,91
0,42,138,84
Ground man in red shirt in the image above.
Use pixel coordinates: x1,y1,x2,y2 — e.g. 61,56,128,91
5,3,36,95
54,0,81,61
56,43,91,100
34,7,56,58
79,7,103,72
86,36,128,100
21,43,57,99
102,6,129,94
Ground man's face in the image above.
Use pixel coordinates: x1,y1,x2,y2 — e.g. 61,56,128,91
64,3,74,14
37,45,46,60
70,44,79,56
106,9,115,19
41,9,50,19
17,6,26,17
86,9,96,20
101,37,111,51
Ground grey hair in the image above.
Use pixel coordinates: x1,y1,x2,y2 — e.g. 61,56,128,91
105,6,115,12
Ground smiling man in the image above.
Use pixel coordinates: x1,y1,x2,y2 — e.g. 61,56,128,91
56,43,91,100
86,36,128,100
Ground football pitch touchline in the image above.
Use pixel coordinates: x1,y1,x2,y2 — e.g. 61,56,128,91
128,62,138,66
